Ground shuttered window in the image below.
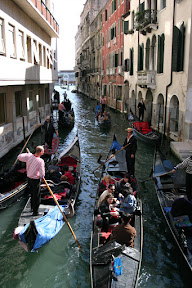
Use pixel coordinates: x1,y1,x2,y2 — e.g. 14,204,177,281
124,21,129,34
157,34,165,73
115,53,119,67
105,9,107,21
138,44,144,71
125,59,129,71
172,23,185,72
130,48,134,75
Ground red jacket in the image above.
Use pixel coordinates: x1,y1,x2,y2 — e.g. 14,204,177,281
64,171,75,185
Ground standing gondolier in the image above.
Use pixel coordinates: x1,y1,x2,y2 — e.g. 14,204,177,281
122,128,137,177
171,156,192,201
44,115,59,149
100,95,106,113
17,146,45,216
138,98,146,121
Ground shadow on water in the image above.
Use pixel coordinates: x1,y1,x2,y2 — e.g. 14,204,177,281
0,86,188,287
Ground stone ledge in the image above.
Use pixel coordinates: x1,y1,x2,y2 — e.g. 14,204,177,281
170,141,192,162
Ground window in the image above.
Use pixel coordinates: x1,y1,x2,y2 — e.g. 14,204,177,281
117,86,122,100
157,34,165,73
121,19,124,33
8,24,16,58
125,58,129,71
18,30,25,59
0,93,6,124
27,36,32,63
43,46,46,67
172,23,185,72
130,48,134,75
45,87,49,104
121,48,123,66
39,43,42,65
160,0,166,10
15,91,22,117
115,52,119,67
125,0,130,13
28,92,34,112
105,9,107,21
124,21,129,34
0,18,5,54
138,44,144,71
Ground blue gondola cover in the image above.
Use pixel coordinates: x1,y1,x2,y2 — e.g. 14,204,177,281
19,205,66,252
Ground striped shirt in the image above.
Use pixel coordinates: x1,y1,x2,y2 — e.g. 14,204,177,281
18,153,45,179
174,156,192,174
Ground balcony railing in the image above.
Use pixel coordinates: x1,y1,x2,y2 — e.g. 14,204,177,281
135,9,158,33
137,70,156,89
31,0,59,34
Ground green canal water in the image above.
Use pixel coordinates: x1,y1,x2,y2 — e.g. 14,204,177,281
0,86,186,287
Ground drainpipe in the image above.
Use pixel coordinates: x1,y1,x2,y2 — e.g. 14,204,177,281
164,0,176,135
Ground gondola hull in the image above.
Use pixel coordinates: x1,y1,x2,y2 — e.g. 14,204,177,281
90,136,143,288
153,147,192,284
132,128,160,144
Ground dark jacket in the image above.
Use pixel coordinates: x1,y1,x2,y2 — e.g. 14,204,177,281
110,222,136,247
123,136,137,156
44,120,56,136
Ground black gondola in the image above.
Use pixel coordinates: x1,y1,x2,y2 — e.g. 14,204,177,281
90,135,143,288
0,135,59,210
15,134,81,252
132,121,160,145
153,147,192,283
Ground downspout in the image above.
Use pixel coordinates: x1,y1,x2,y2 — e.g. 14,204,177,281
164,0,176,135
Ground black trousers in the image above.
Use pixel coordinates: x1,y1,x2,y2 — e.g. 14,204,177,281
139,110,144,121
101,104,105,113
45,133,53,149
126,155,135,177
186,173,192,201
27,178,41,213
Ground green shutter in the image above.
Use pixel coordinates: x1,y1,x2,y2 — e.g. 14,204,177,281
105,9,107,21
160,34,165,73
115,54,118,67
157,35,161,73
179,23,185,71
124,21,129,34
172,26,180,71
114,0,116,11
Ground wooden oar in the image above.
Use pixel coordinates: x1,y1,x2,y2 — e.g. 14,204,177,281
92,143,130,173
11,125,37,169
42,177,81,249
140,170,173,183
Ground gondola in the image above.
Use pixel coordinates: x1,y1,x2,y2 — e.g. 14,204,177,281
58,98,74,129
90,135,143,288
152,147,192,282
0,135,59,210
14,134,81,252
131,121,160,145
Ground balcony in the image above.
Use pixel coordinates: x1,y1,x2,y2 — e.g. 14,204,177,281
12,0,59,37
137,71,156,89
135,9,158,34
117,66,124,74
106,68,110,75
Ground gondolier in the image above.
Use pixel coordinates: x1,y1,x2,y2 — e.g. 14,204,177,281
44,115,59,149
171,156,192,201
122,128,137,177
17,146,45,216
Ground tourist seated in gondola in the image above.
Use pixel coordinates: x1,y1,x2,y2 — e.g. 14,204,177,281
102,111,110,122
97,184,118,207
98,174,115,194
116,173,137,196
107,212,136,247
119,187,137,215
60,165,75,185
99,193,120,232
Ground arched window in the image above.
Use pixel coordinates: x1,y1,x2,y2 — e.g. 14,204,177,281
157,94,164,129
169,95,179,132
145,38,150,70
157,33,165,73
172,23,185,72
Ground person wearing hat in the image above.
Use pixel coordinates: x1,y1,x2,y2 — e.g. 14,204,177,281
122,127,137,177
107,212,136,247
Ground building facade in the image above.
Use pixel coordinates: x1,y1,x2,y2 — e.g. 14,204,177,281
102,0,130,111
0,0,59,158
124,0,192,141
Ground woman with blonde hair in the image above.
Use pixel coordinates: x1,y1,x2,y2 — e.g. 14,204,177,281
99,174,115,194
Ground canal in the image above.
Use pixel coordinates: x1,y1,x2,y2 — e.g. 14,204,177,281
0,86,186,288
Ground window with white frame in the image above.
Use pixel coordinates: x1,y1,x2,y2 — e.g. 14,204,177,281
0,18,5,54
8,24,16,58
18,30,25,59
